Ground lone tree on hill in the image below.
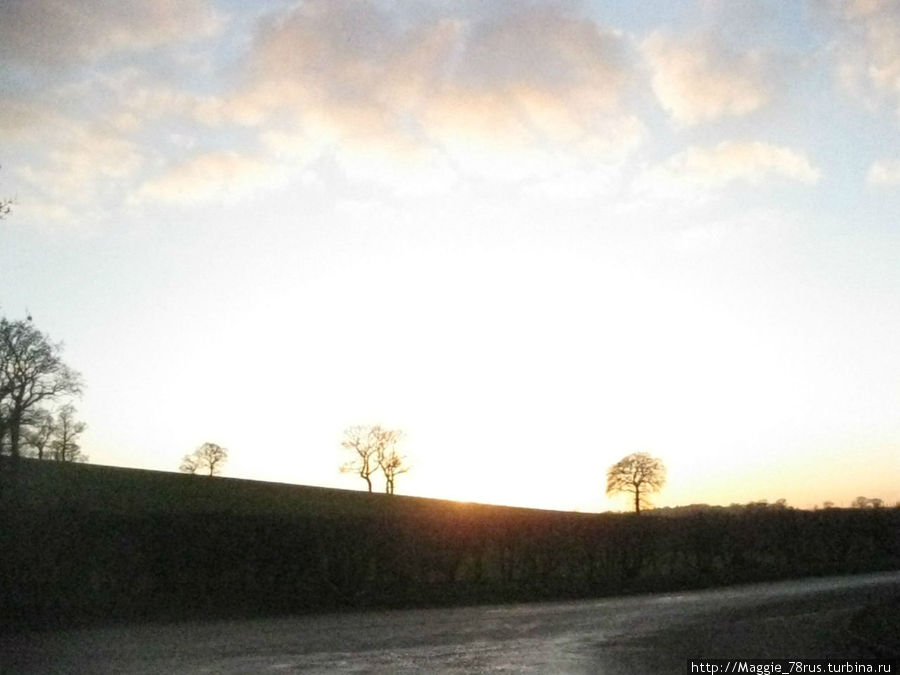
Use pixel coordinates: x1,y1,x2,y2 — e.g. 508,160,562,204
0,316,83,461
340,424,407,494
606,451,666,514
179,442,228,476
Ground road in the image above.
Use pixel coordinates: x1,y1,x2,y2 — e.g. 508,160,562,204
2,571,898,673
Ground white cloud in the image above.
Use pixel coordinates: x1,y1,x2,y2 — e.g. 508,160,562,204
829,0,900,115
12,120,145,224
133,151,281,206
867,159,900,186
0,1,230,223
642,31,771,125
0,73,224,223
639,141,820,197
228,1,642,182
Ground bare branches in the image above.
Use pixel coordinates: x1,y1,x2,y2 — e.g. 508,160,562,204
50,403,88,462
340,425,408,494
179,442,228,476
606,452,666,514
377,435,408,496
179,454,200,475
340,425,380,493
23,409,54,460
0,316,83,459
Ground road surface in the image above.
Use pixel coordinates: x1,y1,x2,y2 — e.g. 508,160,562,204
2,571,897,673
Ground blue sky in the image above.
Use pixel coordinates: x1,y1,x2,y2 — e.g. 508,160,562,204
1,0,898,511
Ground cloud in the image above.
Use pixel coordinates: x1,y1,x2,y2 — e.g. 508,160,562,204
3,1,649,224
12,118,145,225
0,1,226,224
640,141,820,197
0,70,232,222
867,159,900,186
0,0,220,67
230,1,642,181
0,100,53,141
829,0,900,115
133,151,279,206
4,2,657,225
641,31,771,125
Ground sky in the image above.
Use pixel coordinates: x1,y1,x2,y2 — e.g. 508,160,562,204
1,0,899,512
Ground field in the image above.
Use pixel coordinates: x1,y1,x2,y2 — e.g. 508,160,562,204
1,458,898,631
1,457,535,521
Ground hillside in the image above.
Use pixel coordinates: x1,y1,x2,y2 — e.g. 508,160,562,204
2,457,559,520
1,458,898,631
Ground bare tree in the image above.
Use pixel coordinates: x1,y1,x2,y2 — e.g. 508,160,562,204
340,425,406,493
179,453,199,475
50,403,87,462
376,432,408,495
179,442,228,476
197,442,227,476
23,408,54,459
0,316,83,461
340,425,380,492
606,452,666,514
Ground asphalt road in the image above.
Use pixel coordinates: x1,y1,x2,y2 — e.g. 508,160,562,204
2,571,898,673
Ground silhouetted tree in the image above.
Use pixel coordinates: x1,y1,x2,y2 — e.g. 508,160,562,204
606,452,666,514
50,403,87,462
179,453,199,474
340,425,404,493
853,496,883,509
179,442,228,476
23,408,54,460
376,432,408,495
0,316,83,461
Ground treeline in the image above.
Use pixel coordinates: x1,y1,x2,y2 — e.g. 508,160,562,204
0,316,86,463
1,462,897,631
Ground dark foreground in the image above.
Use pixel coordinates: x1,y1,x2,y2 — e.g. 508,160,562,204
5,460,899,629
2,571,897,674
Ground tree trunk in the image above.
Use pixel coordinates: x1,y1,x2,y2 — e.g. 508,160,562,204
634,488,641,515
8,413,21,460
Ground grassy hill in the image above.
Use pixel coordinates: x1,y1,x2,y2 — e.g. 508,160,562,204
0,457,601,529
1,458,898,631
